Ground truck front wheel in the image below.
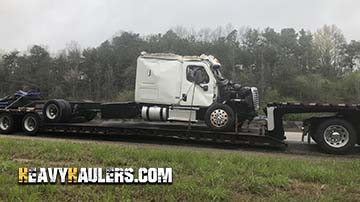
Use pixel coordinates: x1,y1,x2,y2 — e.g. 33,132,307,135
315,118,357,154
205,103,235,131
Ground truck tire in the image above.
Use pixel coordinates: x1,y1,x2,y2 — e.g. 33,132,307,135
43,99,71,123
315,118,357,154
22,113,41,136
0,113,16,134
205,103,235,131
62,100,72,122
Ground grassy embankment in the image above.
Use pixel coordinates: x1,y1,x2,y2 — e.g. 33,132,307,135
0,137,359,201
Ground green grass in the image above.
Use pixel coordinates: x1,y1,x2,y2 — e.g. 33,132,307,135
0,137,359,202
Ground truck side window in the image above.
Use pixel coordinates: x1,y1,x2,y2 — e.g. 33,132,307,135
186,66,209,84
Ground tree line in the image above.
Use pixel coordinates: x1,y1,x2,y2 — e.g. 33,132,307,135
1,24,360,105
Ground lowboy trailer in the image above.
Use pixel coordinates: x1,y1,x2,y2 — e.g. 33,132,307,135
0,53,359,154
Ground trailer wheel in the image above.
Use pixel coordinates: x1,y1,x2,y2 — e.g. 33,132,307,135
0,113,15,134
205,103,235,131
43,99,71,123
315,118,357,154
22,113,41,136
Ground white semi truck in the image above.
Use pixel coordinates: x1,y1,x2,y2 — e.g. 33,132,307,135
99,52,259,131
0,52,359,154
128,52,258,131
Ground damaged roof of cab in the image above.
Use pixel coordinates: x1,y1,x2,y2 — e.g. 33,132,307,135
139,51,218,63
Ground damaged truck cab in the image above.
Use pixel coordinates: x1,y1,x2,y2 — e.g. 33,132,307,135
131,52,259,131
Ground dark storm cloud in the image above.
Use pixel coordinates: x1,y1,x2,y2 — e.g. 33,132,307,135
0,0,359,52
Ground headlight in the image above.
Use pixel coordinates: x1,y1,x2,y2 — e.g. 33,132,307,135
250,87,260,111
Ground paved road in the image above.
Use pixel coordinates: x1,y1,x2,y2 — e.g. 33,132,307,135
286,131,320,143
285,132,303,142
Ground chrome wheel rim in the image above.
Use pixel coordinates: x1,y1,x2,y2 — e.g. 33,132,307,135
0,116,10,131
46,104,59,120
323,125,349,148
24,116,37,132
210,109,228,128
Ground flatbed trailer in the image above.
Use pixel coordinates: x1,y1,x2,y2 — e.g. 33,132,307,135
1,100,359,154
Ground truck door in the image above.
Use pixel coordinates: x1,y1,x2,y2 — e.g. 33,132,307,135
180,62,216,107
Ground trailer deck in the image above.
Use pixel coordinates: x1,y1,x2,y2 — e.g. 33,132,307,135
41,121,286,148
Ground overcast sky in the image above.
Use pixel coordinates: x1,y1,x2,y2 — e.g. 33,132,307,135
0,0,359,52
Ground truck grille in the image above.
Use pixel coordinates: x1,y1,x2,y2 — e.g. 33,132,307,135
251,87,260,111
